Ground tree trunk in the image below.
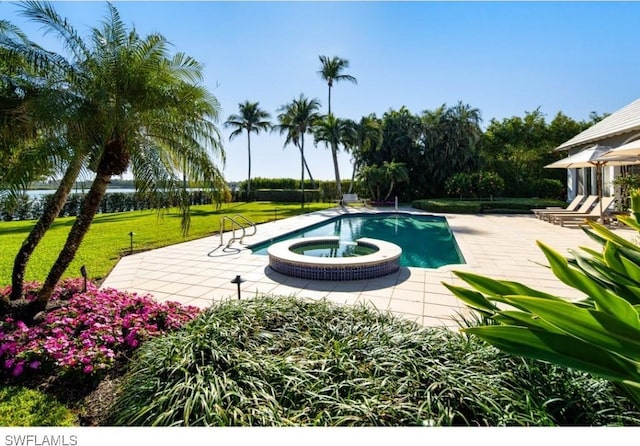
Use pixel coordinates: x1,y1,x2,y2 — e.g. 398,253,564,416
384,181,395,202
327,84,332,116
9,153,84,302
300,137,305,208
246,131,252,196
348,159,358,194
331,141,342,196
36,172,111,304
297,145,314,189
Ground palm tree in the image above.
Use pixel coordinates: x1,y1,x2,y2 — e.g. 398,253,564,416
312,114,354,196
420,102,482,196
357,164,385,202
347,115,383,193
224,101,271,198
2,2,226,312
275,94,321,207
1,14,93,305
317,55,356,115
381,160,409,201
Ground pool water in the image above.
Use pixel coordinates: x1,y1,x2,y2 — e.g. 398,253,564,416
250,213,465,268
290,240,379,258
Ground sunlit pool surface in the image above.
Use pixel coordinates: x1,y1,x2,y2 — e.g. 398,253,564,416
250,212,465,268
289,240,379,258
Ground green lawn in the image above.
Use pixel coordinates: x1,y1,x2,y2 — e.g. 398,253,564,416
0,201,336,286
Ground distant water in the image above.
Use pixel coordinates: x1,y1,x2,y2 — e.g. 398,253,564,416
21,188,212,198
23,188,138,198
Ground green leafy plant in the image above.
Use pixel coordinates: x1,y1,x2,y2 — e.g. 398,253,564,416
444,216,640,409
613,174,640,211
630,189,640,214
444,171,504,200
108,296,639,426
0,386,77,426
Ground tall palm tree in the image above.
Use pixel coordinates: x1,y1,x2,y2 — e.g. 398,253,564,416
317,55,356,115
224,101,271,198
312,114,354,196
2,2,226,311
275,94,321,207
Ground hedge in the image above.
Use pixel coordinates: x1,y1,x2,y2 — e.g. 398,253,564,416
253,189,321,203
0,190,225,222
412,198,566,214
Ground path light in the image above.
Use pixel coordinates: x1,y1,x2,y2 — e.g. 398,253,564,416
231,275,246,300
80,265,87,292
128,231,135,254
274,208,278,221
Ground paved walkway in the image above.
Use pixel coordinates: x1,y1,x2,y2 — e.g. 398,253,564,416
100,206,638,329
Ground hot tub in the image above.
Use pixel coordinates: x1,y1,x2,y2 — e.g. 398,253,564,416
267,236,402,280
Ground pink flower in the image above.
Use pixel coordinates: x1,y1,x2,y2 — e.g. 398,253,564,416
12,361,24,377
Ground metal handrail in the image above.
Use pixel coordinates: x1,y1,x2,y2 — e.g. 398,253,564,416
220,216,245,247
219,214,257,247
232,214,257,237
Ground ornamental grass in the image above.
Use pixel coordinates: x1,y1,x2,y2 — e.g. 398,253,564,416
109,296,640,426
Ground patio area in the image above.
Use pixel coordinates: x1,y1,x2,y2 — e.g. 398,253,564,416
100,206,639,329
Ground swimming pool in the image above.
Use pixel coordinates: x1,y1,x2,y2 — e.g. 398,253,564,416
250,212,465,269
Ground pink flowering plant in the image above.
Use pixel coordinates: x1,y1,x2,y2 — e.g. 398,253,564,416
0,278,200,379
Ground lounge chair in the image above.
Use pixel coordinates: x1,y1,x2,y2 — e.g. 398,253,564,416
549,196,616,227
538,195,599,222
341,193,365,206
532,194,584,219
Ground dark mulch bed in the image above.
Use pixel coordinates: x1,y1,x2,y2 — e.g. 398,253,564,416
3,363,128,426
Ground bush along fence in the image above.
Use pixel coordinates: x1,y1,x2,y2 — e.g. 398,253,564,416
235,178,368,203
412,197,566,214
0,190,220,222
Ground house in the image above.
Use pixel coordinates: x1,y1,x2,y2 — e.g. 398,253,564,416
555,97,640,201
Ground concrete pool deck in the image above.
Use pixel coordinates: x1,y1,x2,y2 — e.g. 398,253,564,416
100,206,639,329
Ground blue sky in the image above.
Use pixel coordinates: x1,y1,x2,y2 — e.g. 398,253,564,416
3,1,640,183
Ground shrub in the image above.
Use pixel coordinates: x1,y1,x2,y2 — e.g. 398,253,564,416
412,198,565,214
0,278,200,381
445,173,474,199
613,173,640,210
0,386,77,426
0,190,223,221
530,178,564,199
444,216,640,410
413,199,482,213
253,189,321,203
445,171,504,199
476,171,505,199
108,296,639,426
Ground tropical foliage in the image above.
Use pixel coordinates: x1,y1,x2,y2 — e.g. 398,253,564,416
444,216,640,410
313,114,355,195
317,55,356,115
358,161,409,202
346,115,383,193
275,94,322,206
225,101,271,197
356,103,483,199
445,171,505,199
108,296,640,426
479,109,597,197
1,2,226,309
